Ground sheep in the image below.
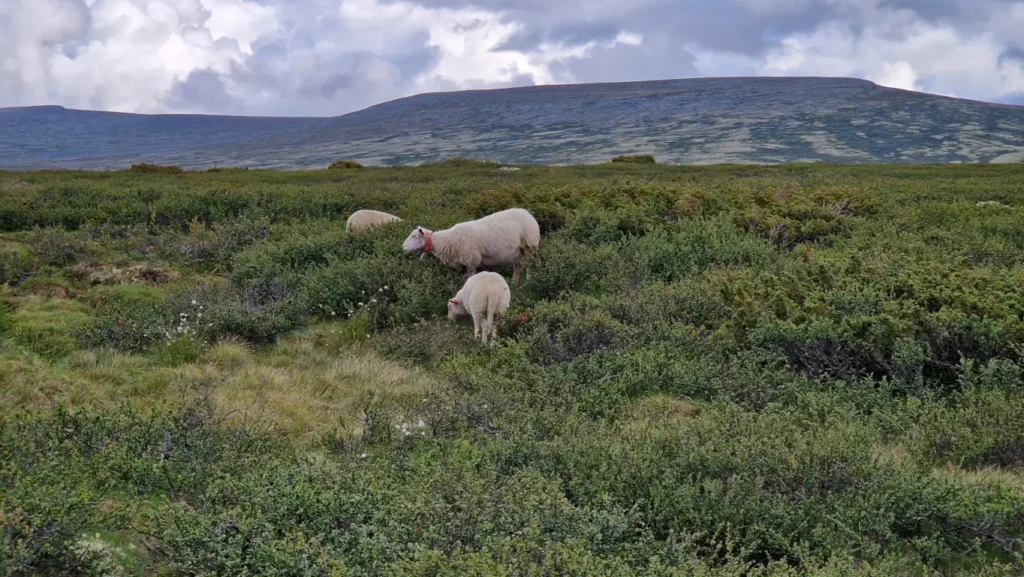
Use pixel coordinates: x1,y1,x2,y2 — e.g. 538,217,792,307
346,209,402,232
448,272,511,345
402,208,540,283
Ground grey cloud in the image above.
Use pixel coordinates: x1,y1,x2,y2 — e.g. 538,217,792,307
167,69,239,114
999,47,1024,66
561,36,698,84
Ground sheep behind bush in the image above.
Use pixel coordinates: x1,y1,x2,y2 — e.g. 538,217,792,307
346,209,402,232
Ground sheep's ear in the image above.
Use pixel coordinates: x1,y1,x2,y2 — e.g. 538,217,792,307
417,227,424,235
449,299,458,304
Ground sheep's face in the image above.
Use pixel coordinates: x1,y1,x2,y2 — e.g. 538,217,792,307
447,298,466,321
403,226,431,253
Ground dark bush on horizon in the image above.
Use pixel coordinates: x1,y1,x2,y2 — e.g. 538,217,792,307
611,154,656,164
130,163,183,174
329,160,365,170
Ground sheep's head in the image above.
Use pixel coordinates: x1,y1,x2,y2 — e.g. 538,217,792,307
447,298,466,321
403,226,433,253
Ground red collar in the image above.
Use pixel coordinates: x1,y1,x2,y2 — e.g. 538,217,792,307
423,232,433,254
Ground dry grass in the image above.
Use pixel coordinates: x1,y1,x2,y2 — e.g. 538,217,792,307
933,464,1024,492
619,394,698,437
0,325,437,440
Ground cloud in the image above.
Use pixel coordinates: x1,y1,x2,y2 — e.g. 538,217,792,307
1,0,1024,116
756,8,1024,102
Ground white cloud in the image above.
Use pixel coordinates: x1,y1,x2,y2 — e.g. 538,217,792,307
757,12,1024,101
875,61,918,91
204,0,279,54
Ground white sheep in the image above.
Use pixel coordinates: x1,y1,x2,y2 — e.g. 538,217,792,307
448,272,511,345
346,209,402,232
402,208,540,283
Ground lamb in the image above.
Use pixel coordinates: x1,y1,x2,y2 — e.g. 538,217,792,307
346,209,402,232
448,272,511,345
402,208,540,283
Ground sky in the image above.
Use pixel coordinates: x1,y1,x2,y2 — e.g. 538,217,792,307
2,0,1024,116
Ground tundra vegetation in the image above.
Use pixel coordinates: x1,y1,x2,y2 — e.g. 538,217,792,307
1,162,1024,576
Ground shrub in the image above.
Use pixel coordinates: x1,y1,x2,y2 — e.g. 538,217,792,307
610,154,656,164
527,239,622,300
168,280,301,345
0,245,32,284
464,184,567,233
205,166,248,172
130,163,183,174
26,227,89,267
80,287,171,353
520,297,634,364
328,160,364,170
176,216,270,266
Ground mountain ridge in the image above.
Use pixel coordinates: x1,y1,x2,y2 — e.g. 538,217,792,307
3,77,1023,169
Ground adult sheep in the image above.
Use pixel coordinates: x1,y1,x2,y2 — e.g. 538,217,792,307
448,272,511,345
346,209,402,232
402,208,540,283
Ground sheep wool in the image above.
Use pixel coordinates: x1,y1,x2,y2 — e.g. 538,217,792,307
402,208,540,283
346,209,402,232
448,272,511,345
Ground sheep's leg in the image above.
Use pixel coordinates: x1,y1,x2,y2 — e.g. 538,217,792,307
466,265,477,278
472,315,481,341
484,298,498,346
481,318,492,346
512,261,522,284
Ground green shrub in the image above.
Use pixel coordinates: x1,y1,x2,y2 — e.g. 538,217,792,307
520,297,634,364
130,162,183,174
0,245,32,284
610,154,656,164
80,287,170,353
169,280,301,345
26,227,89,267
465,184,567,233
175,216,270,266
527,239,622,300
328,160,364,170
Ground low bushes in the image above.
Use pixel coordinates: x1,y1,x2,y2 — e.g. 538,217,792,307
610,154,656,164
129,163,183,174
2,164,1024,574
328,160,364,169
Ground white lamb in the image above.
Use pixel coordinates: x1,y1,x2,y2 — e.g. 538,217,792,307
402,208,540,283
448,272,511,345
346,209,402,232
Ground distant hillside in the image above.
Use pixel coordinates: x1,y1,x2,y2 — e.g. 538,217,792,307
3,77,1024,169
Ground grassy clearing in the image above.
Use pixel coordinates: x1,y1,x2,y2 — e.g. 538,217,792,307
0,319,434,439
2,163,1024,575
